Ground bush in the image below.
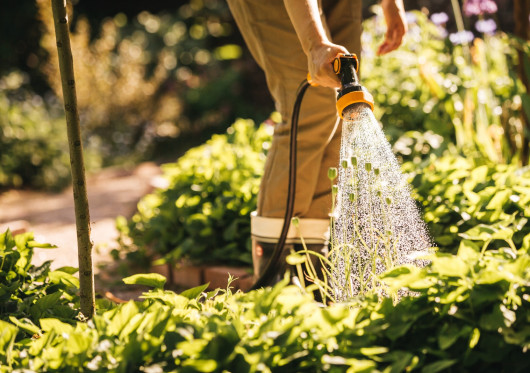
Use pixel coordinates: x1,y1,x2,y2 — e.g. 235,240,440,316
0,71,101,191
407,152,530,253
36,0,272,165
1,228,529,372
0,229,79,336
117,119,271,267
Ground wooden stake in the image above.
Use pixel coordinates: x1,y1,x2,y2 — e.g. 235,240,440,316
51,0,95,319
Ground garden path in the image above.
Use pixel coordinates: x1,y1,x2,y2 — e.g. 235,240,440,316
0,163,162,271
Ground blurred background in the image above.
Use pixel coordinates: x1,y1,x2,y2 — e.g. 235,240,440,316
0,0,523,192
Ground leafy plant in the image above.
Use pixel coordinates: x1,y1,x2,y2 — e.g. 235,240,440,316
0,71,101,191
117,119,271,267
0,229,79,338
1,233,530,372
361,9,525,164
407,152,530,253
36,0,272,165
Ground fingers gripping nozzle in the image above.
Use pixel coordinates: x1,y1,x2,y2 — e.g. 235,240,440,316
334,54,374,118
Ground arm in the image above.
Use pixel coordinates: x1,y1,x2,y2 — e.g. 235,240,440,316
283,0,347,88
283,0,407,87
378,0,407,55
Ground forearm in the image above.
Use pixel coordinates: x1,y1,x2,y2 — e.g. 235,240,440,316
283,0,329,56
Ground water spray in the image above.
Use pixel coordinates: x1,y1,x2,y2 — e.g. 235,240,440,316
251,53,377,290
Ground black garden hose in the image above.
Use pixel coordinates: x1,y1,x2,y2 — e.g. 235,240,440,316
250,79,311,290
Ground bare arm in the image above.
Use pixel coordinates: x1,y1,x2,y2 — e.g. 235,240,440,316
378,0,407,55
283,0,347,88
283,0,407,87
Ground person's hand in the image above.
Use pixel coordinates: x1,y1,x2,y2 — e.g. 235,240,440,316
308,41,349,89
378,0,407,55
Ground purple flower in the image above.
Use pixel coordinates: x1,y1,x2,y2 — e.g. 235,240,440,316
463,0,498,17
405,12,417,24
475,19,497,34
449,30,474,45
431,12,449,25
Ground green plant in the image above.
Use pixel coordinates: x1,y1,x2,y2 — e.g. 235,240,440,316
406,152,530,253
117,119,271,267
1,235,529,372
0,230,79,337
0,71,101,191
36,0,272,165
361,9,525,164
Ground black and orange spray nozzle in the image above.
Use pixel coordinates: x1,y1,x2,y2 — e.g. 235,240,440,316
334,53,374,118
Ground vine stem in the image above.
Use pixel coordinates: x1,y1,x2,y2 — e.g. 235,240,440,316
51,0,95,319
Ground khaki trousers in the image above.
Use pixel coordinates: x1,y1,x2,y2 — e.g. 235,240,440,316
228,0,362,220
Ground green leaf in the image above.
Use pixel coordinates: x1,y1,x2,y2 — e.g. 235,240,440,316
106,301,139,337
0,320,17,358
27,241,57,249
48,270,80,288
459,224,495,241
33,292,62,314
9,316,40,336
180,283,209,299
40,318,74,334
469,328,480,349
182,359,218,372
421,360,457,373
123,273,167,289
55,266,79,275
430,255,468,277
360,346,388,355
457,240,480,262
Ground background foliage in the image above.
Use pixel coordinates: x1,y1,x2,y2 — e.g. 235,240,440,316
0,72,101,191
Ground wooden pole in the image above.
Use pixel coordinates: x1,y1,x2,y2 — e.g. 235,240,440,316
51,0,95,319
514,0,530,165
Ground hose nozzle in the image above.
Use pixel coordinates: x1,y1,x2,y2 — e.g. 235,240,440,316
334,53,374,118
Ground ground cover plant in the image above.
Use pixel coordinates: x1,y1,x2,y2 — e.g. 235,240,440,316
116,119,271,267
1,228,529,372
0,230,79,331
408,153,530,253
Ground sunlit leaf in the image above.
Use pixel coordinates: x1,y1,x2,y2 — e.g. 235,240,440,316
123,273,167,289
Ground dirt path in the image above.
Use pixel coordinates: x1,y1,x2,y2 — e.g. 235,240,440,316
0,163,161,271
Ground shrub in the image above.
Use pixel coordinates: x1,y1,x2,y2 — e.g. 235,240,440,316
117,119,271,267
0,229,79,337
0,71,101,191
407,152,530,253
36,0,272,165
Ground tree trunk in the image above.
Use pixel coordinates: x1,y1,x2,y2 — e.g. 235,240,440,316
51,0,95,319
514,0,530,165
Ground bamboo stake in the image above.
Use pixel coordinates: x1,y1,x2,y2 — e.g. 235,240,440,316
51,0,95,319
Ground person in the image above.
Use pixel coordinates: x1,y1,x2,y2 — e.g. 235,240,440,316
227,0,407,281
